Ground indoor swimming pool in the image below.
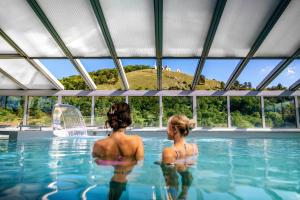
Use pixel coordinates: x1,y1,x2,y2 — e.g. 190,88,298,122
0,134,299,200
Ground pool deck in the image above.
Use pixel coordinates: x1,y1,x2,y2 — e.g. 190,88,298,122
1,127,300,141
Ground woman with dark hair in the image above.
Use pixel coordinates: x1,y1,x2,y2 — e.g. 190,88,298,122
92,102,144,161
92,103,144,200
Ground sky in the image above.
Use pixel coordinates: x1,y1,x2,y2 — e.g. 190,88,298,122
40,58,300,88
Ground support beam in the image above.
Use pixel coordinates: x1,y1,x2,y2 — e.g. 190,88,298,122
23,96,29,126
91,96,95,126
90,0,129,90
159,95,163,128
227,96,231,128
193,96,197,127
0,68,28,90
154,0,163,90
289,79,300,91
27,0,96,90
0,54,22,59
0,28,64,90
57,96,62,104
261,96,266,128
191,0,227,90
295,96,299,128
257,47,300,90
224,0,290,90
1,90,300,97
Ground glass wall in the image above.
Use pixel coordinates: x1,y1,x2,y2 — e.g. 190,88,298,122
163,96,192,126
62,97,92,126
94,96,125,127
298,96,300,126
0,96,24,127
28,96,57,126
197,97,227,128
129,96,159,128
264,97,296,128
230,97,262,128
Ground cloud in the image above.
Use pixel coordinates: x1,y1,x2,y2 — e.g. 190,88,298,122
287,67,295,76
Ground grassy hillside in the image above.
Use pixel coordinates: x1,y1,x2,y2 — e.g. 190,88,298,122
94,68,223,90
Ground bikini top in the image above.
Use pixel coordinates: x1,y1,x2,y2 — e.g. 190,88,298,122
173,143,198,160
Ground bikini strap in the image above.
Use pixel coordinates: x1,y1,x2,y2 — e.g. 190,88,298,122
174,148,180,159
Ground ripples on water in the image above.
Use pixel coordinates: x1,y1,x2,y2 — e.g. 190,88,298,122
0,136,299,200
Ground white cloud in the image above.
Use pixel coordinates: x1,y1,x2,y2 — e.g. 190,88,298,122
287,67,296,76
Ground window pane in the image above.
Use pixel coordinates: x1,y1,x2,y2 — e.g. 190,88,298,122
129,96,159,128
81,59,122,90
122,59,156,90
0,96,24,127
200,59,240,90
40,59,88,90
162,59,198,90
28,96,57,126
94,96,125,127
265,97,296,128
197,97,227,128
163,96,192,126
298,96,300,126
62,97,91,126
267,60,300,90
231,97,262,128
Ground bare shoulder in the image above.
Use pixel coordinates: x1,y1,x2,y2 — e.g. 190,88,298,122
162,147,175,157
92,138,109,157
128,134,143,143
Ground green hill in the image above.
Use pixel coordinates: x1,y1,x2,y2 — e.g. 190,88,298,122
60,66,224,90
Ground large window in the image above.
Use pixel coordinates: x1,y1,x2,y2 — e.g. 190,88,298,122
62,97,92,126
298,96,300,126
197,97,227,128
28,96,57,126
163,96,192,126
230,97,262,128
94,96,125,127
265,97,296,128
129,97,159,128
0,96,24,127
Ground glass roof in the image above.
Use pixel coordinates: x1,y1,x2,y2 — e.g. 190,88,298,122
0,0,299,91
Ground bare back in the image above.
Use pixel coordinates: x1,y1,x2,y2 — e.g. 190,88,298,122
93,133,144,161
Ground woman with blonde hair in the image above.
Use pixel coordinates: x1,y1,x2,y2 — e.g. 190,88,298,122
162,114,198,164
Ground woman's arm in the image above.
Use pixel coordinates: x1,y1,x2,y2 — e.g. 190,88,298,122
135,136,144,161
162,147,176,164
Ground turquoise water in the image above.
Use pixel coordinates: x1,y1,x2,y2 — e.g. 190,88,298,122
0,135,300,200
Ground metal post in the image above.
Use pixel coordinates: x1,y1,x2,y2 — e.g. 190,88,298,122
23,96,29,126
294,96,299,128
193,96,197,128
125,96,128,104
159,95,163,129
227,96,231,128
91,96,95,126
261,96,266,128
57,96,62,104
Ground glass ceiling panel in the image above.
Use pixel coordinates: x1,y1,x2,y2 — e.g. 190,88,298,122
0,59,55,89
163,0,216,57
37,0,110,57
162,59,198,90
235,59,282,89
267,59,300,90
122,59,156,90
0,71,20,89
255,0,300,57
0,0,64,57
199,59,239,90
0,37,16,54
209,0,281,57
99,0,155,57
40,59,87,90
80,59,122,90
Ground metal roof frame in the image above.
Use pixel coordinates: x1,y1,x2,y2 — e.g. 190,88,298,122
0,68,28,90
154,0,163,90
257,47,300,90
27,0,97,90
0,28,64,90
224,0,290,90
289,79,300,91
90,0,129,90
191,0,227,90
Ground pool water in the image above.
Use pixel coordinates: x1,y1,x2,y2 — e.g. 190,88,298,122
0,135,300,200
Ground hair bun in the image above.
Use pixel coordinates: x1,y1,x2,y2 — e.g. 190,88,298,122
188,119,196,130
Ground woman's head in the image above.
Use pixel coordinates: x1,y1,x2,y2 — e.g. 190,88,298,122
167,115,196,140
106,102,132,131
